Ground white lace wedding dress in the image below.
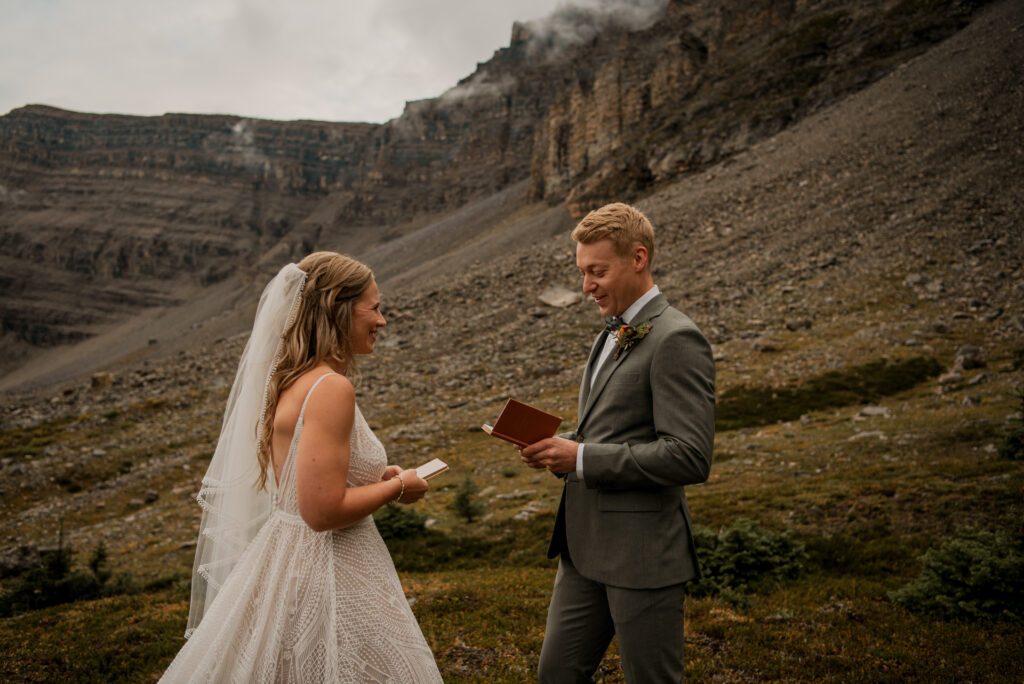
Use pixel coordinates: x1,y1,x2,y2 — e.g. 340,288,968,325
161,374,443,683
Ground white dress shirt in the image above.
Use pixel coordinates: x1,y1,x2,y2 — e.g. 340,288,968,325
576,285,660,480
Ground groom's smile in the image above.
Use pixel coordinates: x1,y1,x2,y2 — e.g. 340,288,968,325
576,238,651,318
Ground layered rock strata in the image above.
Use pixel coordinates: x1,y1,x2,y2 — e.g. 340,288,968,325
0,0,992,377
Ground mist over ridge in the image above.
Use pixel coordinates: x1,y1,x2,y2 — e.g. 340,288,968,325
0,0,1012,392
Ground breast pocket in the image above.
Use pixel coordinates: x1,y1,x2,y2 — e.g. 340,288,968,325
597,491,665,512
608,371,640,385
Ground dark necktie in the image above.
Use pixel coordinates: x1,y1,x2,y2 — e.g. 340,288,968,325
604,316,625,334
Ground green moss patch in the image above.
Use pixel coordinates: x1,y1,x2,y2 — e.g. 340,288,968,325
0,416,78,459
384,513,555,574
716,356,943,431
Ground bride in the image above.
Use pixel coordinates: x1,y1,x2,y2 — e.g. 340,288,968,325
160,252,443,682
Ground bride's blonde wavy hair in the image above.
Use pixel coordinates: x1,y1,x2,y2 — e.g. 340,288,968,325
255,251,374,490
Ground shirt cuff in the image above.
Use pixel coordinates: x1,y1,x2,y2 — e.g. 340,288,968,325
576,442,585,481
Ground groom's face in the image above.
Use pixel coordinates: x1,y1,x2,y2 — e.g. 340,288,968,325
576,238,646,318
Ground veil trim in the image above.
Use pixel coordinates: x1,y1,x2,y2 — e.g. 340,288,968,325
184,263,308,639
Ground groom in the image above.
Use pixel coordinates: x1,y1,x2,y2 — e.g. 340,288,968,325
521,202,715,682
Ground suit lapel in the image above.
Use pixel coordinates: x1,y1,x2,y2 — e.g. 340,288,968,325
579,331,608,415
577,294,670,430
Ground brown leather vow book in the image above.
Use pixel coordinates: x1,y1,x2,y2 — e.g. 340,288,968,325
482,399,563,447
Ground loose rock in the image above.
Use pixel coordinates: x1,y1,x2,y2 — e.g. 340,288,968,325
538,286,582,308
848,431,887,441
954,345,986,370
858,406,890,418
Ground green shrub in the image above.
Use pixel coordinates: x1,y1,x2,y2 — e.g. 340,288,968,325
999,427,1024,460
450,476,486,523
0,537,136,617
687,518,807,602
889,527,1024,622
373,503,427,539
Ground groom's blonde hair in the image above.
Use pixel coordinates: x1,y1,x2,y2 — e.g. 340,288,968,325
571,202,655,266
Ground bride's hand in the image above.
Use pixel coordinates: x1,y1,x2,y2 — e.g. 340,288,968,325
381,465,403,481
395,469,429,504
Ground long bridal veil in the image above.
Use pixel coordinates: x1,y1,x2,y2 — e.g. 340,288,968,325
184,263,307,638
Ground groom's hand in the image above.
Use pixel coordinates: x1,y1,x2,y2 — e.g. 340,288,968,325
520,437,577,475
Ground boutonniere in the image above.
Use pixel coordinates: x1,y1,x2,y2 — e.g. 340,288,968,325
612,320,652,360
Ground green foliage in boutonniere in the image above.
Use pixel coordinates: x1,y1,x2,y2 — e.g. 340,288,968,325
612,320,652,360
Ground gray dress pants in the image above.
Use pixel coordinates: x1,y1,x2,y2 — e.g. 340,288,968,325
538,557,687,683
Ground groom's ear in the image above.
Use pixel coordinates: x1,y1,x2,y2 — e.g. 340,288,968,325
631,245,650,273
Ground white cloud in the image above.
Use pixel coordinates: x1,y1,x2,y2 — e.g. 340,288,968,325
0,0,663,123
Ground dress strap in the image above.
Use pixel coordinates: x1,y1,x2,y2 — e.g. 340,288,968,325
299,373,340,420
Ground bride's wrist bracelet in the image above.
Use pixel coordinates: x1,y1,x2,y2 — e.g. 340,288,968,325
393,473,406,503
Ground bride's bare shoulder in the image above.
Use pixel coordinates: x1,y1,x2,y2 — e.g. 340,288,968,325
286,366,349,393
277,367,349,411
292,368,354,417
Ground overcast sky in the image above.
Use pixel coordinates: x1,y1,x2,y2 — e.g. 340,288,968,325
0,0,586,124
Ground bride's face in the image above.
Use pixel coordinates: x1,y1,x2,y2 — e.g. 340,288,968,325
350,280,386,355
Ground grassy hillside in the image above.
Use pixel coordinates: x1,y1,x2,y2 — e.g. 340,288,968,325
2,1,1023,681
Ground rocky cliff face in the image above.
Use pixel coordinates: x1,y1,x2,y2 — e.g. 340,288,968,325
0,0,992,379
526,0,988,215
0,107,378,361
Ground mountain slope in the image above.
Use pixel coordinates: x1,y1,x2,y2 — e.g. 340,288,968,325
0,0,1001,390
0,3,1022,680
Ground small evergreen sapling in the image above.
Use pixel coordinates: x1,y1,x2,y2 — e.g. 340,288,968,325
450,476,485,523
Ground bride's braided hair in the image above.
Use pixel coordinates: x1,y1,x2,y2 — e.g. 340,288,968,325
255,251,374,490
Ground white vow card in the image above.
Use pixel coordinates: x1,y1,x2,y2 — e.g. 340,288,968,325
415,458,449,480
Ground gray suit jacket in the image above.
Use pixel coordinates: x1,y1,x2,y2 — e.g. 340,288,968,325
547,293,715,589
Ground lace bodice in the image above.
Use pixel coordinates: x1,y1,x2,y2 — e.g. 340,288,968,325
273,374,387,517
160,373,442,683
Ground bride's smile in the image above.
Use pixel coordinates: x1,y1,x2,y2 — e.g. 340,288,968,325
351,280,386,354
164,253,440,682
